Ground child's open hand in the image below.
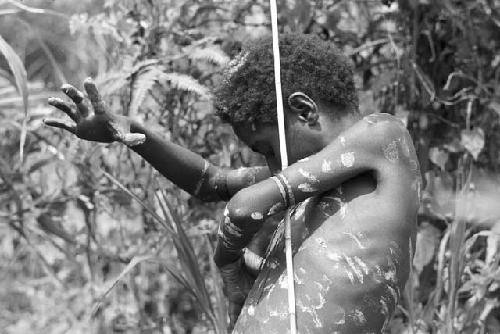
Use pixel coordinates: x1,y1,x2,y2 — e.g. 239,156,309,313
44,77,145,146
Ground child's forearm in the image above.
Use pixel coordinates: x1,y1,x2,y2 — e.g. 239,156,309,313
129,120,218,199
129,121,270,201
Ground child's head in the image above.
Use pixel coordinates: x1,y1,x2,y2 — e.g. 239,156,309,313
214,33,359,171
215,33,358,125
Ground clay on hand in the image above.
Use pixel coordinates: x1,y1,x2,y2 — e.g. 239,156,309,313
44,77,145,147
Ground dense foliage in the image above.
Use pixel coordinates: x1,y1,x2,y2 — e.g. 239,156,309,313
1,0,499,333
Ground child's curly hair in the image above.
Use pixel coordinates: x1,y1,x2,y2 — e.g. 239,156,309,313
214,33,358,125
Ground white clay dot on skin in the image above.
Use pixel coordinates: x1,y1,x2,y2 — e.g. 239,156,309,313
267,202,282,216
247,305,255,316
316,237,327,248
327,251,341,261
340,203,348,219
251,212,263,220
294,272,304,285
298,183,317,192
340,152,355,167
293,202,307,219
343,232,366,249
340,136,346,145
344,255,364,284
354,256,370,275
345,270,355,284
383,141,399,163
322,159,332,173
278,273,288,289
299,168,319,183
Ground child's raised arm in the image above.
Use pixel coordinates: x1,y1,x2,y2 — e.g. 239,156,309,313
45,78,271,202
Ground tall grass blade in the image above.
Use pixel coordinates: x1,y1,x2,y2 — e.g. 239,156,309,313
446,156,472,333
34,32,67,85
206,238,228,332
5,0,68,19
0,34,29,161
161,191,211,299
99,171,222,331
101,170,175,234
91,254,153,317
434,229,450,309
155,190,224,332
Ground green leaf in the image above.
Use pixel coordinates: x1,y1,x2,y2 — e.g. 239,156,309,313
460,128,485,160
429,147,449,171
487,101,500,117
413,222,440,274
0,34,29,161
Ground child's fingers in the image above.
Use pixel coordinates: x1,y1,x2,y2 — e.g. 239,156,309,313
43,118,77,134
83,77,107,115
61,84,89,117
121,133,146,146
48,97,79,122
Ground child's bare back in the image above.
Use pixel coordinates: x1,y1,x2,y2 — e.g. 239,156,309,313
232,114,421,333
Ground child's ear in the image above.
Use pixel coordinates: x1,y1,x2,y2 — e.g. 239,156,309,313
287,92,319,126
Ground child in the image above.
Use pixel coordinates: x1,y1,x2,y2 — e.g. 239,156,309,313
46,33,421,333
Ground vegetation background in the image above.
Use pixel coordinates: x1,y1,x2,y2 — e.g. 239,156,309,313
1,0,500,333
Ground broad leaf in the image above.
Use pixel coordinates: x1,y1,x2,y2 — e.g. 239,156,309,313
429,147,449,171
461,128,485,160
413,223,441,274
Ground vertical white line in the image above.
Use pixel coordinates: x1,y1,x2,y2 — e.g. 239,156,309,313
270,0,288,170
269,2,297,334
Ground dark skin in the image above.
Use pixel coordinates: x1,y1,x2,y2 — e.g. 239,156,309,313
46,79,420,333
213,95,420,333
44,78,272,202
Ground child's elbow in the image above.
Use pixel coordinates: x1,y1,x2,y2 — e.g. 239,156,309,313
226,188,265,224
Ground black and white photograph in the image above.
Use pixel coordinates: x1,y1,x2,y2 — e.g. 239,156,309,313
1,0,500,333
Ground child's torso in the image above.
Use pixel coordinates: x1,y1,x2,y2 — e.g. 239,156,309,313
234,172,418,334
